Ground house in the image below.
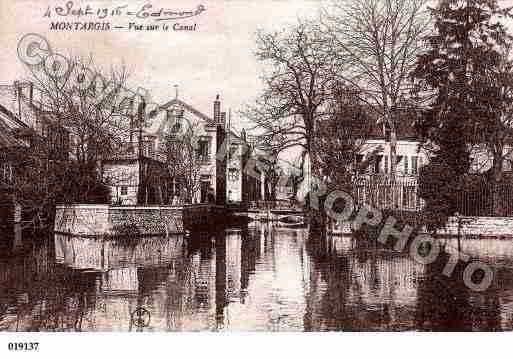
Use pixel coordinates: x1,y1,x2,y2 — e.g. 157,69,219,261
0,81,70,162
0,102,26,226
102,92,254,205
101,128,171,205
226,129,263,203
154,93,227,204
0,81,70,225
357,117,430,178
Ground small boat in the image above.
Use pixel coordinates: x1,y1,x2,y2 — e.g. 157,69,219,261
278,215,306,227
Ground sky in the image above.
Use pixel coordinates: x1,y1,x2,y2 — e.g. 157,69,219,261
0,0,325,132
3,0,513,164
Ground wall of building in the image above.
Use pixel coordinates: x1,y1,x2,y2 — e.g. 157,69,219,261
197,126,217,203
362,139,430,176
158,101,219,203
226,140,243,202
102,161,140,205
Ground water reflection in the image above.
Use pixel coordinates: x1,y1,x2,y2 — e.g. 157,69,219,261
1,223,513,331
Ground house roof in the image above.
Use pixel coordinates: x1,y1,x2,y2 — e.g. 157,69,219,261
159,98,215,126
368,117,418,141
0,107,27,149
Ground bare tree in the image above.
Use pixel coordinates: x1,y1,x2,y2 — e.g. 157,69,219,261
30,55,133,168
0,56,134,228
165,122,205,204
244,20,342,181
321,0,430,196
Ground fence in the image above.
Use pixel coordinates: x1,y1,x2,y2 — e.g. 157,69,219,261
352,176,513,216
456,182,513,217
353,177,424,212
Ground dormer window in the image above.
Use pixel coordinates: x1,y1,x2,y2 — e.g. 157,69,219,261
171,120,181,133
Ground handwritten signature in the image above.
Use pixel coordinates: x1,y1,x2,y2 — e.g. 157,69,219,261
44,1,206,22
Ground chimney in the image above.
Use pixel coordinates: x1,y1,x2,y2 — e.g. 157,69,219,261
14,81,21,120
214,94,220,123
220,111,226,126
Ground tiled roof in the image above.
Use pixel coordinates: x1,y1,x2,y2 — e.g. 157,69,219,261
159,98,215,125
0,108,26,149
0,84,39,130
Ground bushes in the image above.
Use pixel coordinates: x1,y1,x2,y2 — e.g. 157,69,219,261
417,162,459,231
56,162,110,204
417,160,513,230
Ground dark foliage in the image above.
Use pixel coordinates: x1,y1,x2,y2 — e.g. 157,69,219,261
412,0,513,228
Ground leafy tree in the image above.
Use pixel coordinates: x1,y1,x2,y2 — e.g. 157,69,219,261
316,84,374,194
412,0,513,222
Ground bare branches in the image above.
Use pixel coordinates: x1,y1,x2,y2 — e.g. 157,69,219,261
29,55,132,165
165,122,204,203
321,0,430,119
243,20,343,158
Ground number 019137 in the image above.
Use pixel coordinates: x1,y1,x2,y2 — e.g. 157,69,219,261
8,342,39,351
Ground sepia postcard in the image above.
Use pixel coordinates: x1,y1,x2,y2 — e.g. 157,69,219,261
1,0,513,356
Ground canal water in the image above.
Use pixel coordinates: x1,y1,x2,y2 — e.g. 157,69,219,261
0,222,512,331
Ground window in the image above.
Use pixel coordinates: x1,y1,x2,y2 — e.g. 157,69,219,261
171,118,182,133
1,161,12,182
374,155,382,174
412,156,418,175
394,155,403,173
198,139,210,161
355,154,364,174
146,139,155,157
404,156,409,174
200,180,210,203
120,186,128,196
228,168,239,182
229,145,238,160
384,155,389,174
505,159,512,172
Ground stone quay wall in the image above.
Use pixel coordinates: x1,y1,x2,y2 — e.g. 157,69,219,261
329,216,513,238
437,217,513,238
55,205,184,236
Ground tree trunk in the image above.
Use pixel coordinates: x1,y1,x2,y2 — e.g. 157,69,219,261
492,150,503,216
390,126,397,209
306,130,327,234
